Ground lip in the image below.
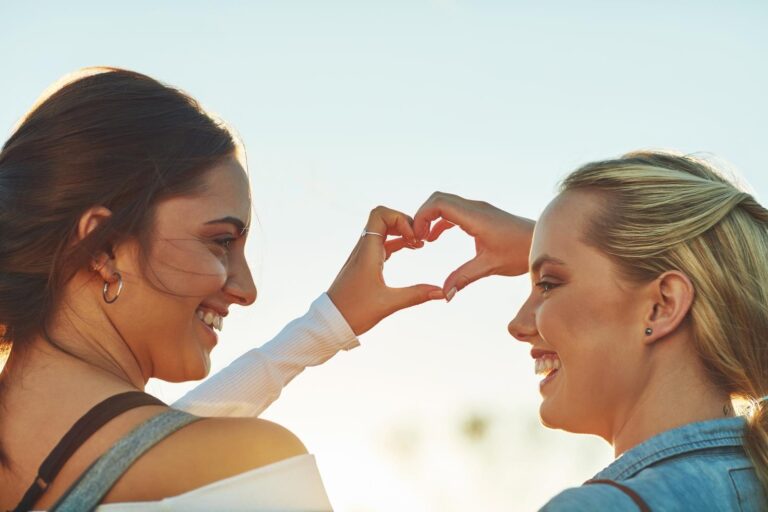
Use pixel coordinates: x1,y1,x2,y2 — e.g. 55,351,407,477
530,348,558,359
199,302,229,317
539,368,559,390
196,315,219,348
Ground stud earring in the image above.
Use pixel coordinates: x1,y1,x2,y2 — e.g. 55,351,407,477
645,327,653,336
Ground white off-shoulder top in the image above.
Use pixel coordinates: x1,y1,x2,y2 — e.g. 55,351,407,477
89,293,355,511
94,455,333,512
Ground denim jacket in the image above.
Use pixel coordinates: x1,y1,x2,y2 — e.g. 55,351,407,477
540,416,767,511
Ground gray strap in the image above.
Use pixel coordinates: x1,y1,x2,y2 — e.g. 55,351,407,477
50,409,202,512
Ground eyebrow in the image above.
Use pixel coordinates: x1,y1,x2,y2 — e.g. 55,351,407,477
530,254,567,274
205,216,249,236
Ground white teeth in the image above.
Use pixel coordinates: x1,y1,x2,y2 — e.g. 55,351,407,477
196,309,223,332
534,356,561,376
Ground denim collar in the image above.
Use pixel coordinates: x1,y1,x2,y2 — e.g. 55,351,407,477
593,416,747,481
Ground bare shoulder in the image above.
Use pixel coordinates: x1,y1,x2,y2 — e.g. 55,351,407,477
104,415,308,503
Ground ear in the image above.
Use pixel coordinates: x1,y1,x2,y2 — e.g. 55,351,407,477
76,206,116,281
643,271,695,345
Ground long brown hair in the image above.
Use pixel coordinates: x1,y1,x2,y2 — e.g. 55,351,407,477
0,67,237,464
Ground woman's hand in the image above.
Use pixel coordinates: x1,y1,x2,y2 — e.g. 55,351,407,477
327,206,445,336
413,192,535,300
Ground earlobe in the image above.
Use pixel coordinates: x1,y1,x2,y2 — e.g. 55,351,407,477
90,253,114,280
643,271,695,344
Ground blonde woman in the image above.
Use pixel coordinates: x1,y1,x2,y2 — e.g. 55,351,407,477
411,152,768,510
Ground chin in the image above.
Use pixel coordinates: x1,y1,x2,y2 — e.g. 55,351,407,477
156,356,210,383
199,352,212,379
540,401,599,437
539,403,560,429
183,356,211,382
538,399,572,431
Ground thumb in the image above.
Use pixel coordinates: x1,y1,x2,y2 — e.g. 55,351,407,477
443,257,491,298
389,283,445,311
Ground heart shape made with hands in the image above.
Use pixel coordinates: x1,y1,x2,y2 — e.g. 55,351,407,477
383,226,474,302
327,206,463,336
328,199,534,335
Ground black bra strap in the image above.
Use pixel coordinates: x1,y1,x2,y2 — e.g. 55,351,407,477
585,479,651,512
12,391,166,512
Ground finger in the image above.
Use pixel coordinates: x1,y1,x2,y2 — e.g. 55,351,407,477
389,212,417,242
426,219,456,242
385,237,407,254
413,192,469,240
389,283,445,311
362,208,419,265
384,238,408,260
365,207,418,240
413,199,440,240
442,257,492,299
384,237,424,260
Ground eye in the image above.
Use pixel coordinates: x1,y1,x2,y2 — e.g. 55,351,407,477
214,237,236,250
535,280,559,293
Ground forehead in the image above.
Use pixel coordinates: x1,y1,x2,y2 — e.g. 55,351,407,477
530,190,604,269
198,156,251,207
154,156,252,230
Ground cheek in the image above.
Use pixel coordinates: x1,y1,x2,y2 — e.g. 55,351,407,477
538,288,630,382
148,241,228,296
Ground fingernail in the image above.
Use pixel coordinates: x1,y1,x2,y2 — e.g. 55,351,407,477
428,290,444,300
445,287,457,302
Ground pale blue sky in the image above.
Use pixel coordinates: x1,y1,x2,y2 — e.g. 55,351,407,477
2,2,766,510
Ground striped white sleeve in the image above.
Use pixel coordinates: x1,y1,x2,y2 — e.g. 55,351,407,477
172,293,359,417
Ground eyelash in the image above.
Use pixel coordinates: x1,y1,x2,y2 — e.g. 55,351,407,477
214,237,236,250
535,281,559,293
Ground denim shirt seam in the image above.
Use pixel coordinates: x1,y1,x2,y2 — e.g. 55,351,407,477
730,469,747,506
610,435,744,480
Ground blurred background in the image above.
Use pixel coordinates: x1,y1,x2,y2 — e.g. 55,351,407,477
1,1,766,510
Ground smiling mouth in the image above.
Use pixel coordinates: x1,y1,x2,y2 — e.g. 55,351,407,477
196,308,223,332
534,354,561,378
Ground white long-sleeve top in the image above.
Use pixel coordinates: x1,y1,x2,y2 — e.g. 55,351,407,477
84,294,358,511
172,293,359,417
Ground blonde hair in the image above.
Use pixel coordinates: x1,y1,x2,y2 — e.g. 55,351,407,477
560,150,768,491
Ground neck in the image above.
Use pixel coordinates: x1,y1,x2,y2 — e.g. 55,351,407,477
610,336,732,457
7,336,145,391
0,335,145,433
21,272,149,390
50,319,145,390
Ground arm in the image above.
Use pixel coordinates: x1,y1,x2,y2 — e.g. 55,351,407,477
172,293,358,417
173,206,443,417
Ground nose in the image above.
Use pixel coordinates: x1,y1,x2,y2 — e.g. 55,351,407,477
224,259,257,306
507,293,538,343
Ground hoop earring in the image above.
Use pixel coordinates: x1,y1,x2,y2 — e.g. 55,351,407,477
103,272,123,304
